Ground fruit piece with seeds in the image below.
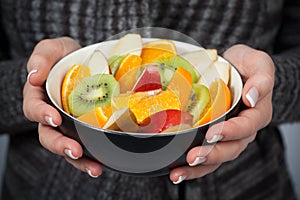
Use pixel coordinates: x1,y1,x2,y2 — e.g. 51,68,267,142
184,84,211,124
68,74,120,116
61,64,91,114
154,55,198,83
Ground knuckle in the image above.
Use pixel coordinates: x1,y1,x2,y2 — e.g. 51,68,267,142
260,71,274,88
28,53,49,68
35,39,58,50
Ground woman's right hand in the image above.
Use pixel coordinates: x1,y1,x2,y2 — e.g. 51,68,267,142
23,37,103,178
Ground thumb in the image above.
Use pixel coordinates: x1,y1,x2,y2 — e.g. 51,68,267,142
223,44,275,107
27,37,81,86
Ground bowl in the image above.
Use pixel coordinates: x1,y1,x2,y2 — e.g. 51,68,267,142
46,38,243,176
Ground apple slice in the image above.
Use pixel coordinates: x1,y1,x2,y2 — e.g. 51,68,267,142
181,49,218,77
103,107,139,132
133,65,162,92
198,61,230,87
86,49,110,74
139,109,194,133
109,34,142,57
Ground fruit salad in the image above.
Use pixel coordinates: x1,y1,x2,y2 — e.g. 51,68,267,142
61,34,231,133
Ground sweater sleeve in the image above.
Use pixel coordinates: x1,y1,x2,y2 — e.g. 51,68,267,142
270,0,300,125
0,58,38,134
0,4,37,135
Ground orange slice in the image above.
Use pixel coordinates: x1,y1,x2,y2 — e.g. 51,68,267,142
141,48,175,65
77,105,112,128
61,64,90,114
141,39,177,65
166,66,193,109
143,39,177,54
115,54,142,81
196,78,231,126
128,90,181,123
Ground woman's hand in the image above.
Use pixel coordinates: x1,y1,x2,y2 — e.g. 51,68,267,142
170,44,275,184
23,37,103,178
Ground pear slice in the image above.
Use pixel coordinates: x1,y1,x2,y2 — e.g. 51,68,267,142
181,49,218,77
109,34,142,57
86,49,110,74
198,61,230,87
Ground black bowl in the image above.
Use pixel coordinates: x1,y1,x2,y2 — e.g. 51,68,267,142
46,39,243,176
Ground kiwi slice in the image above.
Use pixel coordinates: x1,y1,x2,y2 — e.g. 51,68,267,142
157,65,175,90
184,84,211,124
108,55,125,76
68,74,120,116
155,55,199,83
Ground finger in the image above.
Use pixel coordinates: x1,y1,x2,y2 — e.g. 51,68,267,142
186,136,254,167
170,164,220,184
205,105,264,142
27,37,81,86
223,44,274,107
242,72,274,108
38,123,83,159
65,157,103,178
23,83,61,126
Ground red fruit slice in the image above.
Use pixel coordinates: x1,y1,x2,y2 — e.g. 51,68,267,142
133,65,162,92
139,109,193,133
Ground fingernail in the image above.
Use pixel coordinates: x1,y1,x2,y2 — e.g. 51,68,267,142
45,116,58,127
27,68,38,81
64,149,79,160
86,168,99,178
189,157,206,167
172,175,187,184
207,134,223,143
246,87,259,107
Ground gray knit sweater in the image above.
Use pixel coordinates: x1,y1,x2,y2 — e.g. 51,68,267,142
0,0,299,200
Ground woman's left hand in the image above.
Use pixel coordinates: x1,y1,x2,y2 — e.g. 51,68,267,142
170,44,275,184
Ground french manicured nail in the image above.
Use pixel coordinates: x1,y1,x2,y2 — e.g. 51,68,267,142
207,134,223,143
45,116,58,127
189,157,206,167
64,149,79,160
173,175,187,184
86,168,99,178
246,87,259,107
27,68,38,81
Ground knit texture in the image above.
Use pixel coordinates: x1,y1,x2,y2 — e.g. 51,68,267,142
0,0,299,199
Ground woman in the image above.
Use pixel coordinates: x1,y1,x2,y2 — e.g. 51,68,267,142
1,0,299,199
